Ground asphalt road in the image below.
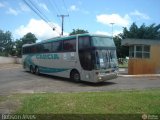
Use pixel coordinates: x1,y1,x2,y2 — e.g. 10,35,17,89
0,65,160,95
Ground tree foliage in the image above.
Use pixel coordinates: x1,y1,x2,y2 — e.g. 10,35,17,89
15,32,37,57
113,36,129,58
114,22,160,58
121,22,160,39
0,30,37,57
69,29,89,35
0,30,14,56
21,32,37,44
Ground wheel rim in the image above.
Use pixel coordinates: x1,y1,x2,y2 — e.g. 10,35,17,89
35,67,39,75
30,66,34,73
73,72,80,82
30,66,33,73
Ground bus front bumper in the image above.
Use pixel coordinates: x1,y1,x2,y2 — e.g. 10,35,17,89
96,71,118,82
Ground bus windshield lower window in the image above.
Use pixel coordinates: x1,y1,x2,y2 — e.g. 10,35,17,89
93,49,118,70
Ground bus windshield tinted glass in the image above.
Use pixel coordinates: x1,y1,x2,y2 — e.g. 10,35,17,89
91,37,115,47
94,49,118,69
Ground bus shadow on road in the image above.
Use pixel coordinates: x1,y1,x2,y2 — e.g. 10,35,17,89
80,81,117,87
25,71,117,87
42,73,117,87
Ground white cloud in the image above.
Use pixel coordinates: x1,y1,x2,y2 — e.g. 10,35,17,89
95,30,122,36
69,5,79,11
38,3,49,12
69,4,89,14
96,14,131,27
95,31,111,36
6,8,19,16
113,30,123,36
14,19,65,40
130,10,150,20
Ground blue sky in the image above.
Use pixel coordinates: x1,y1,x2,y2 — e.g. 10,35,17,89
0,0,160,40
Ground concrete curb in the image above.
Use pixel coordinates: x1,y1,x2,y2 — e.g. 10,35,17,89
118,74,160,77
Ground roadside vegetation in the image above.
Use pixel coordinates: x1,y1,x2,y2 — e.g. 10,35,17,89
1,22,160,58
118,58,128,68
3,89,158,119
0,96,7,103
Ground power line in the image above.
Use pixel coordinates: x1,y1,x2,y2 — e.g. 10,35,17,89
51,0,61,15
61,0,72,31
48,0,61,23
23,0,56,30
57,14,69,36
24,0,48,23
62,0,69,15
24,0,47,23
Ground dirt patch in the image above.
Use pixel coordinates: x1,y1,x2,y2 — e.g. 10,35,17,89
0,64,21,69
0,97,21,114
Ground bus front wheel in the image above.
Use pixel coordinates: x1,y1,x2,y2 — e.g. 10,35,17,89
70,70,80,82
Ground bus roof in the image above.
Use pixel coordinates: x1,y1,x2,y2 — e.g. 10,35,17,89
22,33,112,47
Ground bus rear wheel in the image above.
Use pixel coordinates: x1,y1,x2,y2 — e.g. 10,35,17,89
35,66,39,75
30,66,34,74
70,70,80,82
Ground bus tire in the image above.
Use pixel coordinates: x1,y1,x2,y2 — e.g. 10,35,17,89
35,66,39,75
30,66,34,74
70,70,80,82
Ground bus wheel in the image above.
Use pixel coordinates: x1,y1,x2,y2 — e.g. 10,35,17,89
30,66,34,74
35,66,39,75
71,70,80,82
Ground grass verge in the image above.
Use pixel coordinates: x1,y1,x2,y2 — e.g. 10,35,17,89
0,96,7,103
118,63,128,68
7,89,160,119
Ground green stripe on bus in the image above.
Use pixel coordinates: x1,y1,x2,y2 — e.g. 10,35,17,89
39,66,69,73
24,54,69,73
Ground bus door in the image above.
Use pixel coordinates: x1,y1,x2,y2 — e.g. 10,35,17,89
78,49,93,81
78,36,94,81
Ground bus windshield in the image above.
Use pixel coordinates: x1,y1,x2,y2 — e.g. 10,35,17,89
94,49,118,70
91,36,115,47
90,36,118,69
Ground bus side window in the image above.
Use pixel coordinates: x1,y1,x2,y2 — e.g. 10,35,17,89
52,41,62,52
36,44,43,53
63,39,76,52
43,43,52,53
22,48,25,54
31,46,36,53
78,36,90,50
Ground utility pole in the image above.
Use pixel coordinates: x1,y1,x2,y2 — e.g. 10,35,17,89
57,14,69,36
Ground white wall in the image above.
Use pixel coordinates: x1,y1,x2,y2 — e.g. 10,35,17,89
0,56,22,64
16,58,22,64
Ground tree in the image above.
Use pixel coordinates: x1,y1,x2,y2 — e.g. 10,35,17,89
69,29,89,35
15,32,37,57
21,32,37,44
14,39,23,57
121,22,160,39
113,36,129,58
0,30,14,56
114,22,160,58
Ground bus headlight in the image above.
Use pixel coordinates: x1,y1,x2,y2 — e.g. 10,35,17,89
98,76,102,80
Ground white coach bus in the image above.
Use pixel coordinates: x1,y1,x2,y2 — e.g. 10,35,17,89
22,34,118,83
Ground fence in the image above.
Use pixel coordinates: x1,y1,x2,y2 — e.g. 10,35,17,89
0,56,22,64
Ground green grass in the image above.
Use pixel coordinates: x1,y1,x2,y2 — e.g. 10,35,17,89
118,62,128,68
8,89,160,119
0,96,7,103
15,89,160,114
